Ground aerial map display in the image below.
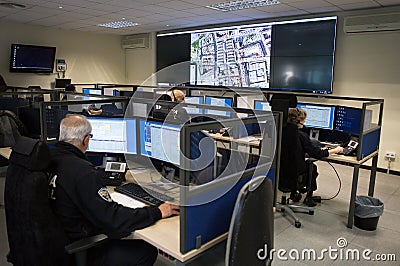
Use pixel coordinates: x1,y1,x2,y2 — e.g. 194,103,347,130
191,25,272,88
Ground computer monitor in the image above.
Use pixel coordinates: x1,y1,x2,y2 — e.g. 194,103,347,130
297,103,335,130
184,96,204,114
139,119,180,165
55,78,71,89
119,91,134,97
205,96,233,117
82,88,102,95
254,100,271,111
334,106,362,136
86,117,136,154
103,87,117,96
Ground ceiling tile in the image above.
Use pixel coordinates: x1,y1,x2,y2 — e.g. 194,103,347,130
338,1,381,10
289,0,335,9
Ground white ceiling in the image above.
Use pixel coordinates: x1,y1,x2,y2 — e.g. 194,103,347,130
0,0,400,35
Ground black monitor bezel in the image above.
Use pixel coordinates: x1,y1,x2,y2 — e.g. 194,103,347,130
9,43,56,73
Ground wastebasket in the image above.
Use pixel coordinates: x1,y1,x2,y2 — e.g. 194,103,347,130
354,195,384,231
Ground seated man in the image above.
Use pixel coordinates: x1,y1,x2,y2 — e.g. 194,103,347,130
288,108,343,207
49,114,179,266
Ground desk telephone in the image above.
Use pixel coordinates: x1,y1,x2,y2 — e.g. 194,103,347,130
342,140,359,155
100,162,127,186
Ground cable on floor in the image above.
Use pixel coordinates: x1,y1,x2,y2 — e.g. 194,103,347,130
320,161,341,201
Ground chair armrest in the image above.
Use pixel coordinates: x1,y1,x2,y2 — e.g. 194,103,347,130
306,158,318,163
65,234,108,254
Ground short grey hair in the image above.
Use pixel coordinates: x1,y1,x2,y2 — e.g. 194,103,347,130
59,114,92,146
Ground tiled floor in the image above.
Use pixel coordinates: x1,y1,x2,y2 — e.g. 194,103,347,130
1,162,399,265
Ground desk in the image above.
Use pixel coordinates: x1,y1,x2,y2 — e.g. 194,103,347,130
324,150,379,228
207,132,261,154
0,147,12,159
111,170,227,265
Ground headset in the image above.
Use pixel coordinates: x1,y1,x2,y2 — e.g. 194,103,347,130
171,89,178,102
296,108,302,124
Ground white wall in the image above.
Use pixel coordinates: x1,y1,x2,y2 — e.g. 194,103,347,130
0,22,125,89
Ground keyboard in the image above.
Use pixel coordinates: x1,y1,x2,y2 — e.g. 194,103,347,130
114,183,173,206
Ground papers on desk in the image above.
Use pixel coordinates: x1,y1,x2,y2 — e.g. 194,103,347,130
110,191,146,209
236,136,262,142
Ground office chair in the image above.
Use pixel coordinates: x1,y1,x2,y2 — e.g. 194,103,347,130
270,94,314,228
4,136,108,266
275,122,315,228
226,176,274,266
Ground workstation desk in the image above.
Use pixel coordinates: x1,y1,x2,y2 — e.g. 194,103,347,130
0,147,12,159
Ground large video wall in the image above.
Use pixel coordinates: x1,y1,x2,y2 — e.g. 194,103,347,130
157,16,337,94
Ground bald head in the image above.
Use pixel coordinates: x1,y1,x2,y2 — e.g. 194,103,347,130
59,114,92,148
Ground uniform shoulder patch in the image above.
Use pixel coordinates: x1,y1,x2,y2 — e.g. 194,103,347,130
98,187,112,202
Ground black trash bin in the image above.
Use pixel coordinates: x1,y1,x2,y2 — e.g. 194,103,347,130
354,195,384,231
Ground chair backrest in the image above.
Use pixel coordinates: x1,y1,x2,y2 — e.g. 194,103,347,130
278,122,304,192
0,110,26,147
226,176,274,266
4,136,71,266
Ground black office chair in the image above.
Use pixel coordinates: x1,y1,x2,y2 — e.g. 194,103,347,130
275,122,315,228
4,136,108,266
226,176,274,266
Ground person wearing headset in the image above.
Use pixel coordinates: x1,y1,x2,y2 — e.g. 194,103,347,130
288,108,343,207
169,88,185,103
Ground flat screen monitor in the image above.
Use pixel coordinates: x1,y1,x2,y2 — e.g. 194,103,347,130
86,117,136,154
204,96,233,117
119,91,134,97
10,43,56,73
254,100,271,111
55,78,71,89
184,96,204,114
82,88,102,95
139,119,180,165
297,103,335,130
334,106,362,136
103,87,117,96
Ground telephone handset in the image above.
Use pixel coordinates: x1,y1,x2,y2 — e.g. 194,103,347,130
343,140,359,155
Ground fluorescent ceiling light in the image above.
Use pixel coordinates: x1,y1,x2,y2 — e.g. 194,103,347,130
206,0,280,12
97,21,139,29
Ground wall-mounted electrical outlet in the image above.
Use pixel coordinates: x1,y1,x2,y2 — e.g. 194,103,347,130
385,152,396,159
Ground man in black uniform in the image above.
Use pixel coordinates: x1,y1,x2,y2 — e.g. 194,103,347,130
49,114,179,266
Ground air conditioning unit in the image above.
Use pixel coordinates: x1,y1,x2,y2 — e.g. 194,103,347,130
122,33,150,49
344,12,400,33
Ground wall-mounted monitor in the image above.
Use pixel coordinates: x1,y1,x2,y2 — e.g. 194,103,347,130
86,117,136,154
254,100,271,111
10,44,56,73
297,103,335,130
139,119,181,165
158,16,336,94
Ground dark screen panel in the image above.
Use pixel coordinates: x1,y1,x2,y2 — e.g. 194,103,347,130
10,44,56,73
270,19,336,94
156,34,191,84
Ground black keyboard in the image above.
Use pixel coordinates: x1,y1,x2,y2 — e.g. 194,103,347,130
115,183,173,206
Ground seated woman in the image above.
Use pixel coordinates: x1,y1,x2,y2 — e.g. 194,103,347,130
288,108,343,207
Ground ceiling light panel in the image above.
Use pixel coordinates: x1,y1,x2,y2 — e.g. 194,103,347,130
97,21,140,28
206,0,280,12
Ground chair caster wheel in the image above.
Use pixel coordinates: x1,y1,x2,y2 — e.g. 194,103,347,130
309,211,314,215
295,222,301,228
